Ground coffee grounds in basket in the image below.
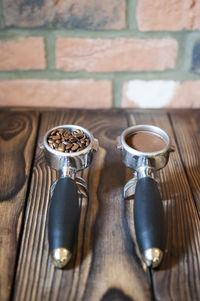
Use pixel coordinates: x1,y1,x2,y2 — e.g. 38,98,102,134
125,131,166,153
47,128,90,153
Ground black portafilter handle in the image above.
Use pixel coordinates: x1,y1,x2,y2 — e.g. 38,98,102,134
134,177,165,268
48,177,80,268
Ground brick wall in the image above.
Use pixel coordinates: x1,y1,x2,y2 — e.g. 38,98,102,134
0,0,200,109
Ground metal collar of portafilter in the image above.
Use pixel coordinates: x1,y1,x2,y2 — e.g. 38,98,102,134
43,124,98,176
119,124,172,174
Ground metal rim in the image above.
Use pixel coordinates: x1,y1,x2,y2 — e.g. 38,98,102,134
43,124,94,157
121,124,171,156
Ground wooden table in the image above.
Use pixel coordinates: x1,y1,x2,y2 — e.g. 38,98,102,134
0,108,200,301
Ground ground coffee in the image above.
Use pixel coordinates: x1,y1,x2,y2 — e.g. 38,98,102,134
47,128,90,153
125,131,166,152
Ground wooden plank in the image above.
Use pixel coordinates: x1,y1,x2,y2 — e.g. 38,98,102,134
170,110,200,213
0,110,39,301
126,110,200,301
13,109,153,301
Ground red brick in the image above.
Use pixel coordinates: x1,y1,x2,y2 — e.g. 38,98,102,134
122,80,200,108
56,38,178,72
0,80,112,108
0,37,45,71
170,81,200,107
137,0,200,31
3,0,125,30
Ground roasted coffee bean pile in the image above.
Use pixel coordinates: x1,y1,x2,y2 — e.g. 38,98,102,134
47,128,90,153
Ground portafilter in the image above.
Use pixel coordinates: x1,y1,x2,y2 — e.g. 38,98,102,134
41,125,98,268
118,125,174,268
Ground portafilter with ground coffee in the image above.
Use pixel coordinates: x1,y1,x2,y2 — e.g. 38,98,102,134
118,125,174,268
41,125,98,268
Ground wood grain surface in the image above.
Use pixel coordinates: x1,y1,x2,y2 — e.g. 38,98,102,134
0,111,39,301
170,110,200,213
0,108,199,301
127,110,200,301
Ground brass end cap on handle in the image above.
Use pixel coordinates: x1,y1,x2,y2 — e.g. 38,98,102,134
51,248,72,268
143,248,163,268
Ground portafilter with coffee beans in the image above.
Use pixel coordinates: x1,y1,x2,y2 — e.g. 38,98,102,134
40,125,98,268
117,125,175,268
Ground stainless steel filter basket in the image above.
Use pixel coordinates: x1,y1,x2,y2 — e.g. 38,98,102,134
43,124,98,173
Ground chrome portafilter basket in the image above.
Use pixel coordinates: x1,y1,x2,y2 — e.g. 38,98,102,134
118,125,174,268
42,125,98,268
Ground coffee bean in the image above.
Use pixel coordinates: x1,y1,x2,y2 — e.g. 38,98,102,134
67,135,76,142
51,135,59,140
63,135,70,141
71,143,79,151
65,143,73,150
63,130,70,136
57,146,65,152
74,133,84,139
85,139,90,146
47,128,90,153
72,129,81,135
70,138,77,143
80,138,85,144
